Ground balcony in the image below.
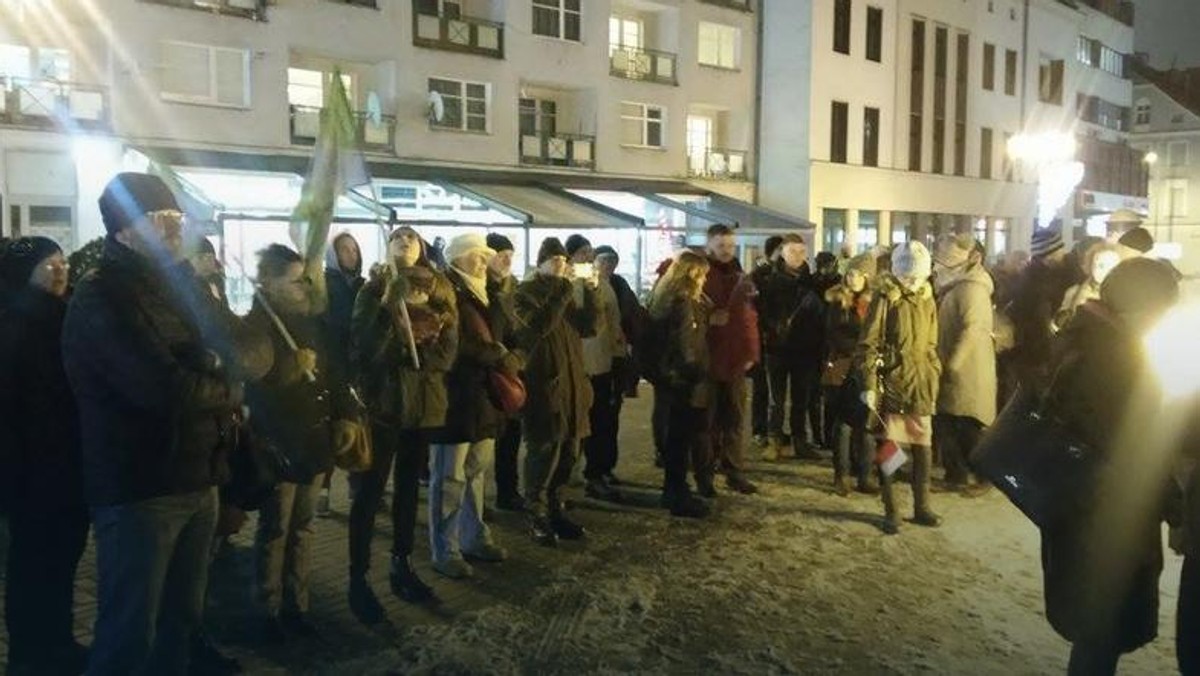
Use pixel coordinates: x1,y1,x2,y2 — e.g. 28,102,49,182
412,2,504,59
696,0,752,11
289,104,397,154
140,0,267,21
519,133,596,170
0,78,110,131
688,148,748,180
609,46,678,86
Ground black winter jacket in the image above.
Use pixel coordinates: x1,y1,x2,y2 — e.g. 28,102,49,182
758,261,825,359
62,240,254,506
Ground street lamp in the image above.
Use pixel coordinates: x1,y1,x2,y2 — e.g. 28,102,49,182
1007,131,1085,228
1144,150,1159,166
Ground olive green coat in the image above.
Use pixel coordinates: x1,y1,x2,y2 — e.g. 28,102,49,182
351,263,458,430
513,274,598,444
859,274,942,416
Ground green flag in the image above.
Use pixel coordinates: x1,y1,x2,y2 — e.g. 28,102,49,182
291,70,370,310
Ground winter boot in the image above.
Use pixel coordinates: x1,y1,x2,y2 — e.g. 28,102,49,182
880,471,901,535
527,511,559,547
911,445,943,528
726,471,759,495
695,473,718,499
668,493,711,519
389,555,436,603
793,437,823,461
348,576,385,625
549,501,586,540
776,436,796,460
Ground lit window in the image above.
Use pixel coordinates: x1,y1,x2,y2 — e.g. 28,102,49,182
609,16,642,52
621,102,665,148
428,77,490,132
698,22,739,69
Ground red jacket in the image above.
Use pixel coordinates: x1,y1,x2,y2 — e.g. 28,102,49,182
704,257,761,382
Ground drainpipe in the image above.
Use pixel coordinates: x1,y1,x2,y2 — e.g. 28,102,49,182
1020,0,1030,130
752,0,765,204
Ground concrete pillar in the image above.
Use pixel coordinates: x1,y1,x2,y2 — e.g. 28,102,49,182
845,209,860,253
878,210,893,248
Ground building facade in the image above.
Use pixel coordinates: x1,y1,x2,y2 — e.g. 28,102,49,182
760,0,1144,258
1132,68,1200,278
0,0,793,305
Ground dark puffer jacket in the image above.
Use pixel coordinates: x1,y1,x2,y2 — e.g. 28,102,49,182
858,274,941,416
0,287,85,517
758,260,825,360
429,268,522,445
513,274,597,445
649,293,711,408
62,239,252,506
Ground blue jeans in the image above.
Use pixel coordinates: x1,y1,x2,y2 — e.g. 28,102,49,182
428,440,495,563
88,488,218,676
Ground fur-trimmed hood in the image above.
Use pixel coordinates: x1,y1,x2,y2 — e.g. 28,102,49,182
824,283,873,310
876,273,934,303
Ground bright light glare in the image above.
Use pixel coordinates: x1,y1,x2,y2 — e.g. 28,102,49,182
1145,302,1200,400
1007,132,1078,164
1036,161,1085,227
1144,151,1159,165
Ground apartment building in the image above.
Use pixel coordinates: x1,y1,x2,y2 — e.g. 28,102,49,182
0,0,800,306
1131,66,1200,277
760,0,1144,257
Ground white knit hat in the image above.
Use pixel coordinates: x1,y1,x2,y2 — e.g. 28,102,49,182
445,233,496,263
892,241,932,282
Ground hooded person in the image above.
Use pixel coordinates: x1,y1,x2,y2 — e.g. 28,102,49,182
0,236,91,674
484,232,528,512
513,237,598,546
931,234,996,494
1038,257,1179,675
348,225,458,622
823,252,878,495
859,241,943,534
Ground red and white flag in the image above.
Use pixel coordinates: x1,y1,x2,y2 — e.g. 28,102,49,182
875,439,908,477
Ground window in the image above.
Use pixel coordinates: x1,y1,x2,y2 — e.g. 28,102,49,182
287,68,353,108
858,210,880,251
954,33,968,176
833,0,852,55
687,115,714,174
609,16,642,52
1170,142,1189,168
822,208,847,252
699,22,739,69
1100,46,1124,78
621,102,665,148
428,77,489,132
1077,36,1094,66
519,97,557,135
1002,131,1013,181
983,42,995,91
1004,49,1017,96
0,44,31,79
866,6,883,63
533,0,581,42
160,41,250,108
1038,56,1064,105
415,0,461,17
909,19,925,172
863,106,879,167
1169,180,1188,218
980,127,993,179
933,26,947,174
1135,99,1151,125
0,44,71,82
1078,94,1129,132
831,100,849,163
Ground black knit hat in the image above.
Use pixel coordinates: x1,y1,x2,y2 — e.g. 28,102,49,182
537,237,569,265
486,233,514,253
594,245,619,263
99,173,180,235
1101,258,1179,317
564,234,592,257
0,236,61,289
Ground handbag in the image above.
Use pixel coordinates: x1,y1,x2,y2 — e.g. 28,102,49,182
969,381,1100,529
332,417,374,473
821,357,853,387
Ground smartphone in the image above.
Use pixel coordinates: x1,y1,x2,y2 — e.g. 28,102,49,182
573,262,594,280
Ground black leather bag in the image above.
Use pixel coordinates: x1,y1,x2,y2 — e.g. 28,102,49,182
969,384,1101,528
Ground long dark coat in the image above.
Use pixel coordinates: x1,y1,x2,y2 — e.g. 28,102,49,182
1039,301,1166,652
429,268,522,445
513,274,597,445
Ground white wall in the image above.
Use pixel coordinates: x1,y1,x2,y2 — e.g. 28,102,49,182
757,0,813,219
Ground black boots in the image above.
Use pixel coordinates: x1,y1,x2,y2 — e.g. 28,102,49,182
879,445,942,533
389,555,436,603
548,502,586,540
348,576,385,625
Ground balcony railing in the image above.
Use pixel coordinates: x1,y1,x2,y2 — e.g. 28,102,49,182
289,104,397,154
519,132,596,170
688,148,748,180
697,0,752,11
412,3,505,59
609,46,678,86
140,0,267,21
0,78,110,131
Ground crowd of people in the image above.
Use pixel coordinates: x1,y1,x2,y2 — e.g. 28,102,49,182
1,172,1198,675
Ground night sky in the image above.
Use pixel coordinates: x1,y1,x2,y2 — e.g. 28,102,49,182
1134,0,1200,69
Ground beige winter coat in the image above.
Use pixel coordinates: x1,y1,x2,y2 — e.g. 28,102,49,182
935,264,997,425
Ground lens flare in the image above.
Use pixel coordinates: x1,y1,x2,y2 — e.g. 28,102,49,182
1144,302,1200,400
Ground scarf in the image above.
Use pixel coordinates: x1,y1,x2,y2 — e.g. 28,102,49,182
453,265,489,307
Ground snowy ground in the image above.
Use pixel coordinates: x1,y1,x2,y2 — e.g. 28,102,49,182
0,390,1185,675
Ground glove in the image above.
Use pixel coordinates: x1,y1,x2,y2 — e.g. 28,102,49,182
860,390,878,411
